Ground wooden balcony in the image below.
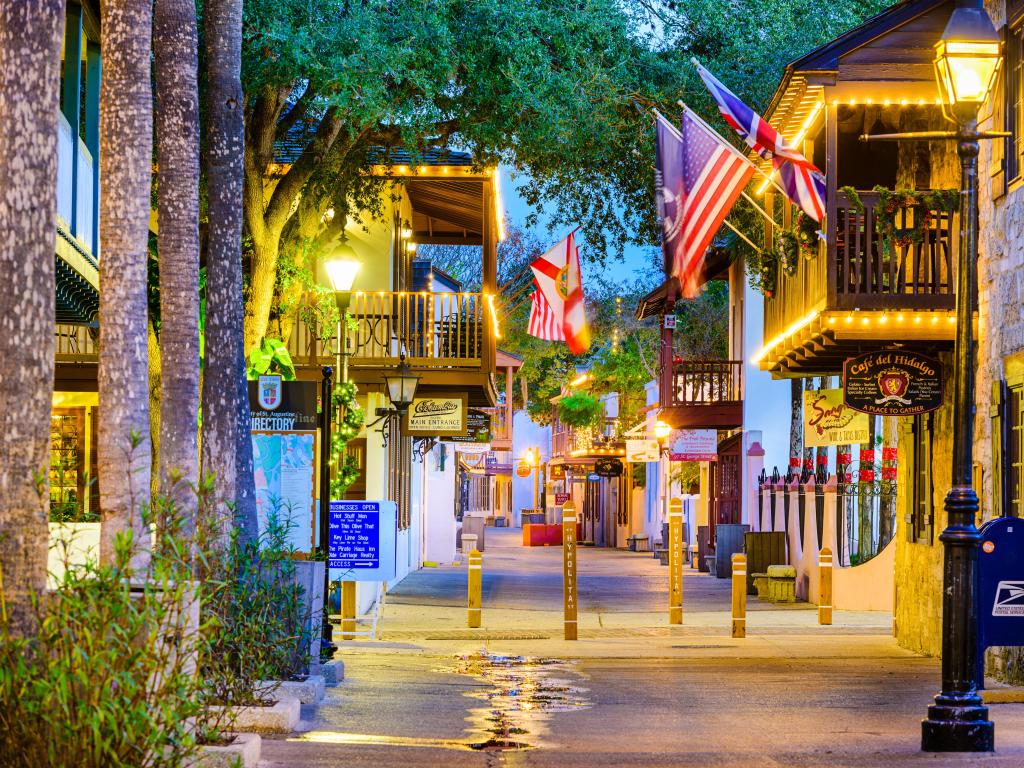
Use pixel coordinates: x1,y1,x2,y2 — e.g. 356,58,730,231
758,189,962,376
481,405,511,450
659,359,743,430
551,418,624,462
289,290,498,405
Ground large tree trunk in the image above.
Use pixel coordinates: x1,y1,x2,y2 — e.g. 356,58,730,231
154,0,200,538
0,0,64,635
203,0,258,542
98,0,154,569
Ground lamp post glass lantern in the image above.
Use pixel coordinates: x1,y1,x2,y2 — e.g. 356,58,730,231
921,0,1001,752
383,357,420,414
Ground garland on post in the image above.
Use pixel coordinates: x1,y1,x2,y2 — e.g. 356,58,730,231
330,378,364,497
748,211,821,297
839,185,959,259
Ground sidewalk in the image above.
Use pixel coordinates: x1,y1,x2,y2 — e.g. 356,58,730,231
258,527,1024,767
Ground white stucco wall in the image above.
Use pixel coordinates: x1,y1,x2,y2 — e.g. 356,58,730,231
510,410,551,527
421,442,458,563
742,284,792,477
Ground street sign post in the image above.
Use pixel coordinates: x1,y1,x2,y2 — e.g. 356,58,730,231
562,501,578,640
669,497,684,624
977,517,1024,684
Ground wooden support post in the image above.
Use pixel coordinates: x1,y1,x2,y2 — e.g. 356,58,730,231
818,547,833,626
731,553,747,638
669,497,684,624
341,581,357,640
562,501,578,640
468,549,482,628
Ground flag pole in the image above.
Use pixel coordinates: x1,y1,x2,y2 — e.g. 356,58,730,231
722,218,763,253
675,100,788,198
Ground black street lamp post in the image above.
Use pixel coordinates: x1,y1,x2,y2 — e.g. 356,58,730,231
858,0,1003,751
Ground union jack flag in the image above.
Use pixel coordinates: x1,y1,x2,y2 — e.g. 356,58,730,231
656,110,754,297
695,60,825,221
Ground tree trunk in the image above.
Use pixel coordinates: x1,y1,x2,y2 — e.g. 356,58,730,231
98,0,154,569
788,378,802,476
203,0,258,543
244,236,279,353
0,0,64,635
148,320,162,495
154,0,200,538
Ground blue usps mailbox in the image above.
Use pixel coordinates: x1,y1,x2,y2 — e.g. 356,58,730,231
977,516,1024,686
328,500,397,582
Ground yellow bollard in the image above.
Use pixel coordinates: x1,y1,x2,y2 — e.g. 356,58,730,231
731,553,747,638
468,549,482,628
341,580,357,640
562,501,578,641
818,547,833,625
668,498,684,624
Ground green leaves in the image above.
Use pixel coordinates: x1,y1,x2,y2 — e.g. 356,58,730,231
246,337,296,381
557,392,605,428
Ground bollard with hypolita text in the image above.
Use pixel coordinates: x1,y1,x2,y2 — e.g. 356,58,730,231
468,548,482,628
669,497,684,624
562,500,578,640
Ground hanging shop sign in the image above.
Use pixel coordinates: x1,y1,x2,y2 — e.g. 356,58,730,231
626,439,661,463
554,492,571,505
515,463,532,478
548,463,566,480
670,429,717,462
449,408,492,443
595,458,623,478
843,351,943,416
803,388,870,448
404,393,467,437
483,454,513,476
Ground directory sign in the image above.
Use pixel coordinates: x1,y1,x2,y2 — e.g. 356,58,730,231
977,516,1024,685
327,500,397,582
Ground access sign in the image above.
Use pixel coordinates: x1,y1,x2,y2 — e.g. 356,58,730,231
327,500,397,582
843,350,943,416
976,516,1024,685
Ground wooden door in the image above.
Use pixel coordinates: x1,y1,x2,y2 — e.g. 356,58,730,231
710,432,743,542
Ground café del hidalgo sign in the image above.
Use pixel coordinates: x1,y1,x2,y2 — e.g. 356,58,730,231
843,350,944,416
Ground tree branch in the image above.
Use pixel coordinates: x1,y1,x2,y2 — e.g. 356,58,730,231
275,82,316,142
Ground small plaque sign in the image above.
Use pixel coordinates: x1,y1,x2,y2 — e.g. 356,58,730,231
595,458,623,478
843,351,943,416
405,394,468,437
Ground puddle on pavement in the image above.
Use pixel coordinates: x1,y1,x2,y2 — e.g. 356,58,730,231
438,650,591,751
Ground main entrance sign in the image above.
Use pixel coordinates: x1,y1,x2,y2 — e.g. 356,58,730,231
843,350,943,416
405,394,467,437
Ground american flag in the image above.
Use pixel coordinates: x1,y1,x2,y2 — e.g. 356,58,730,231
527,288,566,342
656,110,754,298
695,60,826,221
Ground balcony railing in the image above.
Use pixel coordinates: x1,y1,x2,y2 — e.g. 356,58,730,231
551,417,621,459
55,324,97,362
764,189,959,342
289,290,495,370
666,359,743,407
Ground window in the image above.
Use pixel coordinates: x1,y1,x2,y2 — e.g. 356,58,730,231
906,414,933,544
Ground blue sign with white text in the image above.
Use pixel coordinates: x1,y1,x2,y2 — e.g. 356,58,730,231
326,500,397,581
977,516,1024,686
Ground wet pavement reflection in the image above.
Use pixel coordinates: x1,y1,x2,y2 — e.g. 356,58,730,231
440,650,591,751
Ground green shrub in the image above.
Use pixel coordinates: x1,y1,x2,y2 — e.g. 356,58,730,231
0,497,206,767
557,392,604,428
196,507,314,709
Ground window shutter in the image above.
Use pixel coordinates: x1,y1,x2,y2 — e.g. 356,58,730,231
901,419,916,543
920,413,934,543
992,379,1007,518
992,32,1008,199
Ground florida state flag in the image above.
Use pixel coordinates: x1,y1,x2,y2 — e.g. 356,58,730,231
526,231,591,355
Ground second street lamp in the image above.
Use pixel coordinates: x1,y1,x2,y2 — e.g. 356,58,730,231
922,0,1001,752
859,3,1005,749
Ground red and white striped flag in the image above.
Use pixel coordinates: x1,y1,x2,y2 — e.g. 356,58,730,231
527,288,565,341
526,231,591,355
656,109,754,297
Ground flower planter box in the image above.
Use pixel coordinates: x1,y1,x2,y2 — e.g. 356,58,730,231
258,676,325,704
191,733,261,768
208,696,301,734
